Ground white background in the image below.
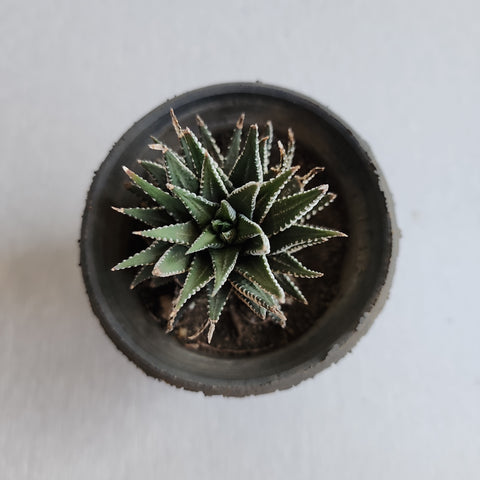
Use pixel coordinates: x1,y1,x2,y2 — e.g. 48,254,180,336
1,1,479,479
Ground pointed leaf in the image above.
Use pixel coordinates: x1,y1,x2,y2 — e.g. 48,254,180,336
224,113,244,173
153,244,191,277
261,185,328,236
229,124,263,186
168,184,218,226
285,128,295,169
275,274,308,304
182,128,206,175
281,166,324,198
112,241,169,270
235,255,284,301
208,282,231,322
214,161,234,191
112,207,173,227
269,253,323,278
200,153,228,202
210,247,239,295
196,115,224,166
253,166,299,223
123,167,188,220
170,109,196,172
270,225,347,254
243,232,270,255
169,253,214,327
226,181,259,218
130,264,155,289
259,121,273,174
135,221,198,245
164,149,199,192
215,200,237,223
229,274,284,319
234,290,267,320
206,282,231,343
303,192,337,221
139,160,168,188
186,227,223,254
235,214,263,243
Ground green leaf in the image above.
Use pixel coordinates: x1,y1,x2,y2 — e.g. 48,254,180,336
270,224,347,254
261,185,328,236
164,148,199,193
123,167,188,220
169,109,196,173
135,221,198,245
196,115,224,167
281,166,324,198
229,124,263,186
153,244,191,277
182,128,206,175
302,192,337,221
253,166,299,223
210,247,239,295
200,153,228,202
168,184,218,226
130,264,155,289
235,214,263,243
112,241,169,270
207,283,231,342
243,232,270,255
169,253,214,329
285,128,295,169
234,290,267,319
111,207,173,227
229,274,284,320
215,200,237,223
275,274,308,304
226,181,259,219
139,160,168,188
186,227,223,254
214,161,234,191
235,255,284,301
269,253,323,278
259,121,273,174
224,113,244,174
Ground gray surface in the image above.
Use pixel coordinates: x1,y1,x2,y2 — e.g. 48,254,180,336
1,1,479,479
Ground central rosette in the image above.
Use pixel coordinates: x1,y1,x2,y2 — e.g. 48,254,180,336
210,203,237,244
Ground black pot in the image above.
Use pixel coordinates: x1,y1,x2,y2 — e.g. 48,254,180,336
80,83,397,396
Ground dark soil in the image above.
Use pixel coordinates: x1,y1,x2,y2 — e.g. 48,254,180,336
136,130,349,358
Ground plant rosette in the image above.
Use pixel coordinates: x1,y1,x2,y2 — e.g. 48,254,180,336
80,83,397,396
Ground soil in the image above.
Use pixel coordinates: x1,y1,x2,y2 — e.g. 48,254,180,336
136,130,349,358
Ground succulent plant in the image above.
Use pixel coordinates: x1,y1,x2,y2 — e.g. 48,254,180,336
112,110,346,342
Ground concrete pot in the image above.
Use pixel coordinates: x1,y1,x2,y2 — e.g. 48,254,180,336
80,83,397,396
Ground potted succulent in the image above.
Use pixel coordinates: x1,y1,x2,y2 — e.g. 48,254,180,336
80,83,396,396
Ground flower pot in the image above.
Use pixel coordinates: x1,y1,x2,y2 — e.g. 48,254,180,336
80,82,397,396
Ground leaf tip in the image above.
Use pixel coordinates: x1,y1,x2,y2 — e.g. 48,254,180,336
170,109,183,137
148,143,167,152
237,113,245,129
122,166,134,177
207,322,216,343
